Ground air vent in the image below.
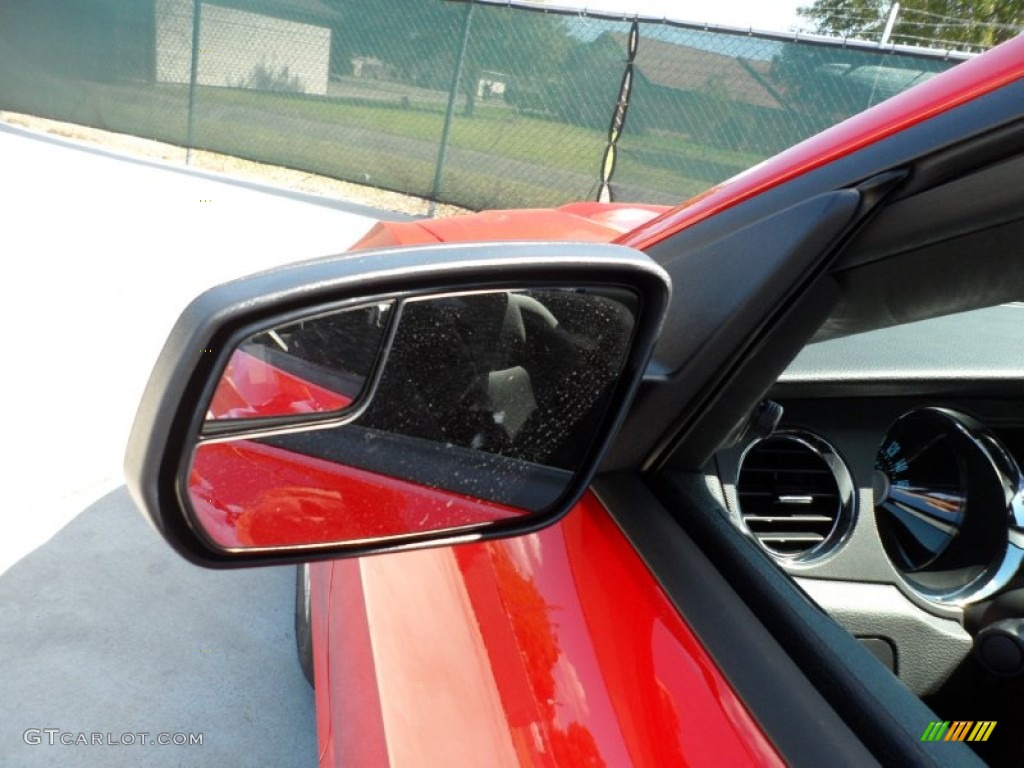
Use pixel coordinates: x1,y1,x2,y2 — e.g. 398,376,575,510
736,432,854,561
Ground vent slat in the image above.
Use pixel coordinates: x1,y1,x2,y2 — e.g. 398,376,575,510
743,494,835,501
756,533,825,543
737,433,846,559
743,515,834,524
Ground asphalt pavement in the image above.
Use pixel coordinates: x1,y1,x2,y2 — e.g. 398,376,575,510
0,122,406,766
0,488,316,767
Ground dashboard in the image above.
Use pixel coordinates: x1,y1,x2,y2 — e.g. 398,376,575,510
711,305,1024,699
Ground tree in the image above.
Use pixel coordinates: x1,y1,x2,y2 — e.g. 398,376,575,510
322,0,463,84
797,0,1022,51
461,3,573,116
323,0,573,115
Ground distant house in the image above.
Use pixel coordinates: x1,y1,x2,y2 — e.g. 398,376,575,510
155,0,340,95
611,33,782,111
605,31,952,151
477,71,509,99
602,32,795,150
350,56,394,80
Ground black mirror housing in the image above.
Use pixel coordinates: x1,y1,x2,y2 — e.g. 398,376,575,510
125,242,670,567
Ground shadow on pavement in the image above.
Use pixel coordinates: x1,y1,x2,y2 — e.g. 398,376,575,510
0,487,317,767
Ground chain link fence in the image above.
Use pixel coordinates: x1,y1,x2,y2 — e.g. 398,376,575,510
0,0,970,211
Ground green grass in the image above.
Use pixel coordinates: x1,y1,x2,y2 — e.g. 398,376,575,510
2,74,771,209
198,85,763,182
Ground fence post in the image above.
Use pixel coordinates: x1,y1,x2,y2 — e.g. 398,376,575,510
429,0,475,216
880,2,900,45
186,0,202,165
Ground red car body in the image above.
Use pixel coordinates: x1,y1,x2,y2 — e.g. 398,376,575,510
230,38,1024,767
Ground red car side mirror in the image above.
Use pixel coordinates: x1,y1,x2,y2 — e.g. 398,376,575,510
125,242,670,567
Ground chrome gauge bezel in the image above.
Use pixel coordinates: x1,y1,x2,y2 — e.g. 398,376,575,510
874,407,1024,606
736,430,857,566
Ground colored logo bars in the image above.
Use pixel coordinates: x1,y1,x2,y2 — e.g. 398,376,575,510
921,721,996,742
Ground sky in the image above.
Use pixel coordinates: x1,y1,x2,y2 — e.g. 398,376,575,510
537,0,807,35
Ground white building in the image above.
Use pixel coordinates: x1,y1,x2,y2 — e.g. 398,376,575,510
155,0,335,95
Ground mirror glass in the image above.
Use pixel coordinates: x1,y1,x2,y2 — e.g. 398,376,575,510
187,287,638,550
206,302,392,420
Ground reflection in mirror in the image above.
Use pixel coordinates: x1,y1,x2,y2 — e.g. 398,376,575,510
206,302,392,420
187,288,638,550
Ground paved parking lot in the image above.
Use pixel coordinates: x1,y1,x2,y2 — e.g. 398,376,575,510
0,123,406,765
0,488,316,767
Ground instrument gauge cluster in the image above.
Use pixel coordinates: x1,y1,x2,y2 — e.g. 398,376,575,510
719,400,1024,613
873,408,1024,605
